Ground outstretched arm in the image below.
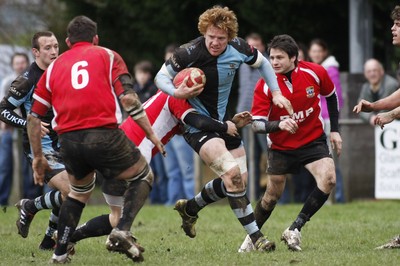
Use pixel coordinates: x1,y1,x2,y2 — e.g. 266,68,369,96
27,113,51,186
374,106,400,128
252,117,298,134
256,56,293,115
354,89,400,114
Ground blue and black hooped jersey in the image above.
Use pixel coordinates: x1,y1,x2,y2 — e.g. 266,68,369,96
165,36,258,133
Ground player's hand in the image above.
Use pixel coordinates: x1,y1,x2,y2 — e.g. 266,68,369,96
278,118,298,134
40,121,50,137
353,99,374,113
32,155,52,186
374,112,395,129
174,77,204,99
369,115,377,127
231,111,252,128
147,133,166,157
330,132,342,157
225,121,239,137
271,91,293,116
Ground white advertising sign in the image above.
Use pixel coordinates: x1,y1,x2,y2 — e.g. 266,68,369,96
375,121,400,199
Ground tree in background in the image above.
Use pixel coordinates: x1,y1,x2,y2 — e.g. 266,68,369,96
1,0,399,75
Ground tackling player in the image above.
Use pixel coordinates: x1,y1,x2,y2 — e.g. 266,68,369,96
61,91,251,252
239,34,342,252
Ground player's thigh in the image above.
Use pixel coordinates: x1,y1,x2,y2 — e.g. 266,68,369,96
198,137,228,165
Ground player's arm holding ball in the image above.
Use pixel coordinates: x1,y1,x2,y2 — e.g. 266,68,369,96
173,67,206,99
155,62,205,99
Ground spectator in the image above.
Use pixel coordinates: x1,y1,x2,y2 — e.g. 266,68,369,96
308,38,345,203
357,58,399,126
0,52,32,207
133,60,158,103
297,42,309,62
236,32,268,200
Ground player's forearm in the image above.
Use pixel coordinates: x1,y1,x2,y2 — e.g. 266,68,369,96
326,92,339,132
0,99,26,128
134,115,156,139
155,64,176,96
27,114,43,158
252,119,280,133
118,83,150,132
183,112,227,132
118,81,146,121
257,57,280,92
372,89,400,111
387,106,400,120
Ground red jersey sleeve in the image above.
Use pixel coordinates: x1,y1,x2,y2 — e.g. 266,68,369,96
168,97,196,123
31,70,52,116
251,78,272,119
111,51,130,96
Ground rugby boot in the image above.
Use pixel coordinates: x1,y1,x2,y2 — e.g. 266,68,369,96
174,199,198,238
281,227,302,251
15,199,35,238
106,228,145,262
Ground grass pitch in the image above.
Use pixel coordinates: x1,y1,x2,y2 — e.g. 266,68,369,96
1,199,399,265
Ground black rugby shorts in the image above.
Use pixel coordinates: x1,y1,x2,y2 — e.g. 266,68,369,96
59,128,141,180
184,131,242,154
267,134,332,175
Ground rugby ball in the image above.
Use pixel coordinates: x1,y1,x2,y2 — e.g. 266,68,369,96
173,67,206,88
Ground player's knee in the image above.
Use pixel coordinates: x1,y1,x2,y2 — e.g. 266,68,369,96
325,173,336,190
225,170,246,192
210,151,244,191
127,164,154,187
318,168,336,191
209,151,238,177
235,155,247,175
